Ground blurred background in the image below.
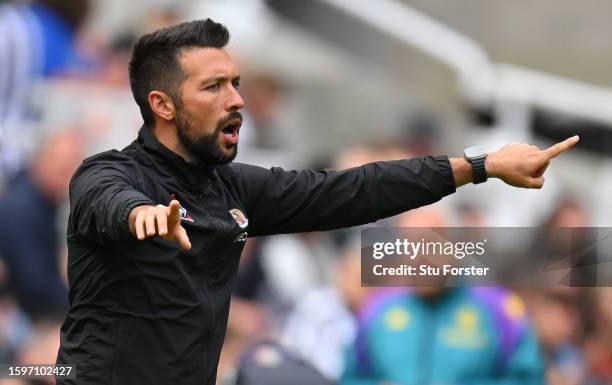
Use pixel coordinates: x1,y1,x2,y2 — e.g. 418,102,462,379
0,0,611,384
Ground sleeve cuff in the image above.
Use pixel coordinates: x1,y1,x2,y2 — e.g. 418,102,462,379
117,193,155,240
434,155,457,197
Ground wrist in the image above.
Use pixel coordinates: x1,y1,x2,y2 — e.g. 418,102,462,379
463,146,488,184
449,157,473,188
484,151,501,178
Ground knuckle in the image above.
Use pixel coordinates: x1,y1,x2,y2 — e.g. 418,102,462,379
531,180,543,189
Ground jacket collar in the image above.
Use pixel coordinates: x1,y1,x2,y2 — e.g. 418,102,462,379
137,125,210,169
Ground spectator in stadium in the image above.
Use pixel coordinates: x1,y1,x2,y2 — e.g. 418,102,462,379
583,288,612,385
342,285,544,385
240,73,284,150
526,289,585,385
55,19,578,385
0,130,84,320
280,233,371,381
0,262,31,364
342,206,544,385
233,71,298,169
522,198,590,385
0,0,94,180
232,340,333,385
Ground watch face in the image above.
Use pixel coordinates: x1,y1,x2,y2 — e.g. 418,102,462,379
464,146,486,159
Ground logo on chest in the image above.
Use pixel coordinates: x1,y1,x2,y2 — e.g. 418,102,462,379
229,208,249,229
179,206,195,223
441,307,487,349
170,194,195,223
234,232,248,243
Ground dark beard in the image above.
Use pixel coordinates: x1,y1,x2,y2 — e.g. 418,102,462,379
176,112,239,165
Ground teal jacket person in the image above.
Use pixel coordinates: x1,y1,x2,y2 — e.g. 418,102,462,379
342,287,544,385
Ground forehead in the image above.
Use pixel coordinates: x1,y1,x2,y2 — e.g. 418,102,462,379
178,47,238,80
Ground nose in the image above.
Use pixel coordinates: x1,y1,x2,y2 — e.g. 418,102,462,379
226,85,245,111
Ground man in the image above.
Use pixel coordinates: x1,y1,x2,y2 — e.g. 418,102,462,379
55,19,578,385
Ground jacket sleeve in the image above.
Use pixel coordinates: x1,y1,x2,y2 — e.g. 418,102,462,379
233,155,456,237
340,347,382,385
69,150,155,244
460,289,546,385
458,326,545,385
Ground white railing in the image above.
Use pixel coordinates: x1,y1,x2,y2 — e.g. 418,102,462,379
320,0,612,126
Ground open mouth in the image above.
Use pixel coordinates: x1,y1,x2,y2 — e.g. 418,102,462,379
222,124,240,135
221,119,242,146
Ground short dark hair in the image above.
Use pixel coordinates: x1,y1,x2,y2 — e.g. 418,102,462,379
129,19,230,126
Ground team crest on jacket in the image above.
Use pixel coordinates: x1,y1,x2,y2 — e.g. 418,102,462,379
170,194,194,223
179,206,194,223
229,208,248,228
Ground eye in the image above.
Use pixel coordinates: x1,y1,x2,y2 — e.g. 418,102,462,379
205,83,220,91
232,79,241,90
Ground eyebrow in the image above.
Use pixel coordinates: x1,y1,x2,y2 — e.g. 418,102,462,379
201,75,241,85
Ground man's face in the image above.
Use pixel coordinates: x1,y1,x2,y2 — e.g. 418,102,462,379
174,47,244,164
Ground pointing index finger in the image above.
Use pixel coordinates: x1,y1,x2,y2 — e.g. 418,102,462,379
544,135,580,159
168,199,181,219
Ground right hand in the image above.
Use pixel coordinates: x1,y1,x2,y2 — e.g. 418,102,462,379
129,199,192,250
486,135,579,189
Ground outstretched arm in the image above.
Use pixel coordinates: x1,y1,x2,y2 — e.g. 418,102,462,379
70,151,191,250
236,155,456,237
234,136,579,237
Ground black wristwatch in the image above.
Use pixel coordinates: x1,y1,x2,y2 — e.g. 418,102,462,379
463,146,488,184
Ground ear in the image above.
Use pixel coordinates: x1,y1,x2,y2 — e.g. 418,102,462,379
148,91,176,121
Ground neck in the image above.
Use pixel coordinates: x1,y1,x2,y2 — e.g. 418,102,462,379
150,120,195,162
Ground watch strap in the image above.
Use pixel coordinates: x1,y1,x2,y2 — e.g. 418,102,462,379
471,157,487,184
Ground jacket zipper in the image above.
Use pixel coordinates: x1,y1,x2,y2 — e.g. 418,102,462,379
196,235,215,384
418,302,438,385
201,283,215,336
201,282,214,384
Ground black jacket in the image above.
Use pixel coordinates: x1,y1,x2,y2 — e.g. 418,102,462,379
56,127,456,385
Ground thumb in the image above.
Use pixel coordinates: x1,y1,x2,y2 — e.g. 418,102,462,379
528,176,545,189
532,160,550,178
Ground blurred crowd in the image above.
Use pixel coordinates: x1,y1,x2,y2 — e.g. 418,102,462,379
1,1,611,385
